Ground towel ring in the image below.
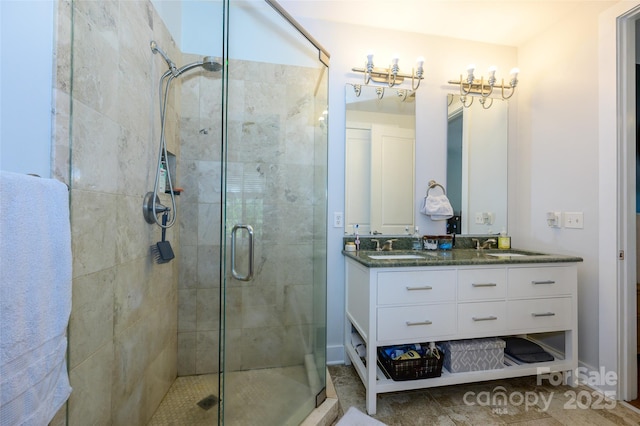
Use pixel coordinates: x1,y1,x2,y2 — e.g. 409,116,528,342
427,180,446,195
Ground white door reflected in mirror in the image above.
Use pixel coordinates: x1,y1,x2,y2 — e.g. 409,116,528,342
345,84,415,235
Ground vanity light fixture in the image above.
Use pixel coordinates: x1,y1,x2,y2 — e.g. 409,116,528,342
448,65,519,109
352,53,425,91
351,84,414,102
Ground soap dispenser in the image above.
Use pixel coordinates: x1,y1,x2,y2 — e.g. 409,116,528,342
498,228,511,250
354,224,360,251
412,226,422,250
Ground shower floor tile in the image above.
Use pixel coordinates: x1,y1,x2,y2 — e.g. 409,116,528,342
147,374,218,425
147,366,313,426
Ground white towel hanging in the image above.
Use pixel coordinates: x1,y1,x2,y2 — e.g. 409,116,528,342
420,180,454,220
0,171,72,426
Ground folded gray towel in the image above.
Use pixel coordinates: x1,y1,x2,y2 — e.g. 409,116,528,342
503,337,554,363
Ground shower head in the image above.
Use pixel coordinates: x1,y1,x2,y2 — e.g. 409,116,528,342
175,57,222,76
150,40,178,77
202,57,222,72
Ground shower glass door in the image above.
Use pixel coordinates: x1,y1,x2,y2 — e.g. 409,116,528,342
220,1,328,425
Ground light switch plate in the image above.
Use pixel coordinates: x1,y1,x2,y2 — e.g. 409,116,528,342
564,212,584,229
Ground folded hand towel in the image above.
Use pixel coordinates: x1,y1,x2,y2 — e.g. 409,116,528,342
420,193,454,220
351,332,366,358
0,171,72,426
337,407,387,426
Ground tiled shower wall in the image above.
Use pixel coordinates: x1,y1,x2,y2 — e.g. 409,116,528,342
176,57,322,375
53,0,181,423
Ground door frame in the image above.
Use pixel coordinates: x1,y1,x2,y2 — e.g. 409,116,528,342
617,3,639,402
602,1,640,402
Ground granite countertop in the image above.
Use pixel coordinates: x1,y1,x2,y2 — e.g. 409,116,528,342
342,248,583,268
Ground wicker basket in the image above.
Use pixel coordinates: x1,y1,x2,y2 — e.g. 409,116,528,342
377,346,444,381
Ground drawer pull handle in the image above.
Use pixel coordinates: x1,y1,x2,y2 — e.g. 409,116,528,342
532,312,556,317
405,320,433,326
472,282,497,287
472,316,498,322
532,280,556,285
406,285,433,291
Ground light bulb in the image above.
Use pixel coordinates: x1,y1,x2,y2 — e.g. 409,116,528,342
391,55,400,66
510,67,520,78
416,56,425,68
366,52,374,65
466,64,476,84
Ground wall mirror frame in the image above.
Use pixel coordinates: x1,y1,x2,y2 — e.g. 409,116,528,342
345,84,416,235
447,94,508,235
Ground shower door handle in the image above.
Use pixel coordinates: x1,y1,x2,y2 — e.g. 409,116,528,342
231,224,254,281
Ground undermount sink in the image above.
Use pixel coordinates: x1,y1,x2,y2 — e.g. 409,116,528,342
486,252,530,257
368,254,425,260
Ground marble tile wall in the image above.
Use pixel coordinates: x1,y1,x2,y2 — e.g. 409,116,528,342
53,0,180,424
177,57,324,374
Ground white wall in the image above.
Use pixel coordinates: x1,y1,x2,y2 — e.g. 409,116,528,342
296,18,518,363
515,3,609,370
0,0,54,177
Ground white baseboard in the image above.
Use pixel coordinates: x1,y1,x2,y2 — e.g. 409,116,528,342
327,344,345,365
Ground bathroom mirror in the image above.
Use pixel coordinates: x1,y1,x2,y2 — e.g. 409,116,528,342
345,84,416,235
447,94,508,234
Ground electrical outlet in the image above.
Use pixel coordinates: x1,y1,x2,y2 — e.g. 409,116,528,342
333,212,343,228
564,212,584,229
546,211,561,228
475,212,485,224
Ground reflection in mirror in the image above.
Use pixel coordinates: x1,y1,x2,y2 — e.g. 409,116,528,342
447,94,508,234
345,84,416,235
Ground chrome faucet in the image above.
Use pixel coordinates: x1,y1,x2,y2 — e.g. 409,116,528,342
381,239,397,251
472,238,497,250
370,238,398,251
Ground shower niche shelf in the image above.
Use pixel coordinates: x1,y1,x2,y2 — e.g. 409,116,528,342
162,151,177,194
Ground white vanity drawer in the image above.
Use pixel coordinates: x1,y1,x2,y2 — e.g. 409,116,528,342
458,269,507,301
377,270,456,305
507,298,572,331
507,267,576,298
377,303,456,341
457,301,507,334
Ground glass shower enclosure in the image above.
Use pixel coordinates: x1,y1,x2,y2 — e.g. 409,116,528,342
177,1,329,424
67,0,328,424
217,1,329,424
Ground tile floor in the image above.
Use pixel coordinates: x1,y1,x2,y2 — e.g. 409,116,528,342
328,364,640,425
148,366,315,425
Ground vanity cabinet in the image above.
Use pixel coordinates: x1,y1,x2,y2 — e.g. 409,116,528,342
344,258,579,415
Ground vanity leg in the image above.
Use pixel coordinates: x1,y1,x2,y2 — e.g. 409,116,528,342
564,369,577,387
366,344,377,415
366,388,376,415
564,328,578,387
